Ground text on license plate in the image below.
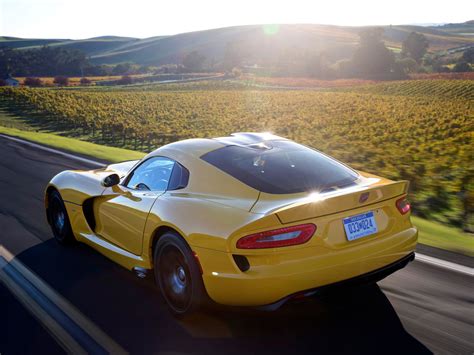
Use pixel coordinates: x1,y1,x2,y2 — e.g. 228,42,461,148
343,211,378,241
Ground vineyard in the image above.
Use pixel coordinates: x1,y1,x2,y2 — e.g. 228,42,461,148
341,79,474,99
0,79,473,228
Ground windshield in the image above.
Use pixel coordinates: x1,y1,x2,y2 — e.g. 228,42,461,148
201,140,359,194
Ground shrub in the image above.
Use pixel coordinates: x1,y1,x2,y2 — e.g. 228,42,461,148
231,67,242,78
80,77,92,85
24,77,43,87
453,62,472,73
397,57,418,73
117,75,133,85
461,48,474,63
53,76,69,86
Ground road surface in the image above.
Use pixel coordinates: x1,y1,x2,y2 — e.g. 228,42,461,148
0,135,472,354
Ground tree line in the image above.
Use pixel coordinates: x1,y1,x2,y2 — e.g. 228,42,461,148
0,46,156,78
0,46,89,77
184,28,473,79
1,28,472,81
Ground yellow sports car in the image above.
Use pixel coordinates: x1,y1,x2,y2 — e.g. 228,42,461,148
45,132,417,315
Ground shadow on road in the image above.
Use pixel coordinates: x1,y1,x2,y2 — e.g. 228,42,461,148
1,239,431,354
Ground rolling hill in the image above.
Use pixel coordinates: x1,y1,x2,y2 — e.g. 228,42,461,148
1,22,473,65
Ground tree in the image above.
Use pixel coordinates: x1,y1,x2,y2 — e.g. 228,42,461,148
117,75,133,85
80,77,92,85
402,32,429,63
397,57,418,74
231,67,242,78
351,28,398,79
461,48,474,63
304,51,335,79
137,65,153,74
453,62,472,72
182,51,206,72
53,76,69,86
112,63,132,75
0,46,88,77
0,47,16,77
0,79,6,86
24,77,43,87
433,62,451,73
222,42,243,71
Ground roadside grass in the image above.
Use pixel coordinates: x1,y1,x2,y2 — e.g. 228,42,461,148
412,216,474,257
0,102,152,151
0,126,145,163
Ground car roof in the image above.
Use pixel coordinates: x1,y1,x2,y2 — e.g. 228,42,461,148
149,132,288,160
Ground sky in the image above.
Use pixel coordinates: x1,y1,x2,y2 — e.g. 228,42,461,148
1,0,473,39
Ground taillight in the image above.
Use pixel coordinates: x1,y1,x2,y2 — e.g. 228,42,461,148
396,196,411,215
236,224,316,249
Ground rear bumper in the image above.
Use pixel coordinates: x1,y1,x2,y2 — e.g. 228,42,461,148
260,251,415,310
194,227,417,306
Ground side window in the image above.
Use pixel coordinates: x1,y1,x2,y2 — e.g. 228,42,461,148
125,157,175,191
168,162,190,190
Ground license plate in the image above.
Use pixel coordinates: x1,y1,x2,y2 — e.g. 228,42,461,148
343,211,378,241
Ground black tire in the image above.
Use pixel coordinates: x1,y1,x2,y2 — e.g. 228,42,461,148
48,190,75,245
154,232,208,316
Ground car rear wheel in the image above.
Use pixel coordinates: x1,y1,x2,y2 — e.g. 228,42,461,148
48,190,75,244
154,232,208,316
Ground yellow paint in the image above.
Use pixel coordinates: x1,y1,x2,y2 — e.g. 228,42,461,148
46,136,417,306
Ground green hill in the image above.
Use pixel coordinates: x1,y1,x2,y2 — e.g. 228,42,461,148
2,22,473,65
0,36,138,55
0,37,67,49
90,23,474,65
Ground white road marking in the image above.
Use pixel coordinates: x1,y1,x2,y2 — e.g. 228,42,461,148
2,134,472,275
0,246,127,354
0,256,87,354
415,253,473,276
0,134,104,167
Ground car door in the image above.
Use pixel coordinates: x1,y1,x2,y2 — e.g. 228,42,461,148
94,156,176,255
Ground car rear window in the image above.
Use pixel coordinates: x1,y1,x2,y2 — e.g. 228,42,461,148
201,140,359,194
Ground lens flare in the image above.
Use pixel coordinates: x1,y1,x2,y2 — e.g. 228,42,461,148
263,24,280,35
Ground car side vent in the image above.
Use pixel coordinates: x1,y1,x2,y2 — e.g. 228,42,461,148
82,198,96,232
233,255,250,272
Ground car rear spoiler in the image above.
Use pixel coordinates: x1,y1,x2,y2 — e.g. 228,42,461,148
251,179,409,224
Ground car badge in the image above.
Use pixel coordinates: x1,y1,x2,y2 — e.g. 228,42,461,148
359,192,369,203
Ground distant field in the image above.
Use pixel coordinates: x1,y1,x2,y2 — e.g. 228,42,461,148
241,72,474,88
408,72,474,80
14,74,150,86
339,79,474,99
12,73,221,87
240,76,379,88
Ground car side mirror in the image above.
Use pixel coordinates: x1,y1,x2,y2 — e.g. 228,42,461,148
102,173,120,187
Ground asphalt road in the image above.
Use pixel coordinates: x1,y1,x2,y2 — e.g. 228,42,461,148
0,135,472,355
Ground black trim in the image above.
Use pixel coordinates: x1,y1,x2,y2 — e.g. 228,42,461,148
233,255,250,272
258,252,415,311
82,198,96,232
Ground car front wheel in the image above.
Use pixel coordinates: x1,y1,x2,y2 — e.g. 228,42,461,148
48,190,75,244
